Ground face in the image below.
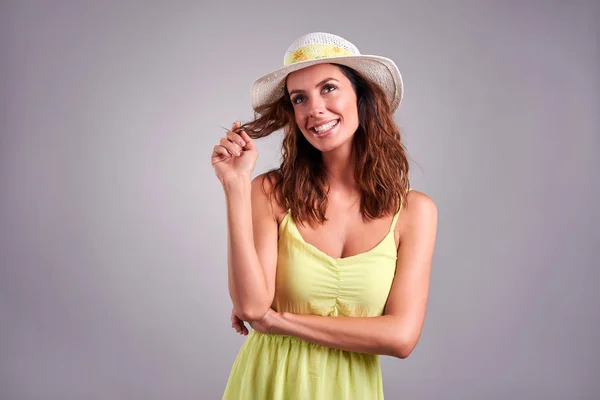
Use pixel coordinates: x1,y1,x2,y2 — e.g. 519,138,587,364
286,64,359,152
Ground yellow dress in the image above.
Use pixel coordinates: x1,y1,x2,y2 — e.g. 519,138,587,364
222,207,401,399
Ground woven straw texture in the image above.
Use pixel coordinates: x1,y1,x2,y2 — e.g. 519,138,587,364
250,32,403,112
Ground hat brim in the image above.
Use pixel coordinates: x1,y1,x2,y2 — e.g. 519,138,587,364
250,55,403,113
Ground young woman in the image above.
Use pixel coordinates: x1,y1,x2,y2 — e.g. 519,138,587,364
211,32,438,399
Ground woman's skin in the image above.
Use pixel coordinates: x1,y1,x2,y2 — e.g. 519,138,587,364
211,63,437,359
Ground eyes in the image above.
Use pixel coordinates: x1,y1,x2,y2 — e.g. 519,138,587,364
291,83,337,105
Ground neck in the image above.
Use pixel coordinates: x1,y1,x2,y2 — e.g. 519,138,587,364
322,141,356,191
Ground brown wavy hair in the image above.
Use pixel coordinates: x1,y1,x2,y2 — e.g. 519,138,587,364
238,64,410,227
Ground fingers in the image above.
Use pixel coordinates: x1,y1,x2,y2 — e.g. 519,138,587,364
229,121,247,147
231,310,248,336
232,121,255,150
235,319,248,336
238,129,255,150
212,144,229,158
211,123,243,162
239,321,248,336
219,137,243,157
211,121,255,163
230,312,240,333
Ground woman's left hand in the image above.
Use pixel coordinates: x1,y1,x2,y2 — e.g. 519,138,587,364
231,308,249,336
249,309,277,334
230,308,281,335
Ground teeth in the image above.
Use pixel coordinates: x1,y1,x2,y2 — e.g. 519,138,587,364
313,120,338,133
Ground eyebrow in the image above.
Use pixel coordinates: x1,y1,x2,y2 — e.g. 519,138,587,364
288,78,339,97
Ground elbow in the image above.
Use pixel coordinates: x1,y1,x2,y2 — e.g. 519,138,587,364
392,345,414,359
389,336,418,359
237,307,268,322
236,299,272,321
232,291,273,321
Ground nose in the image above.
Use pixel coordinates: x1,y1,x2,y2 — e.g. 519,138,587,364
308,96,325,118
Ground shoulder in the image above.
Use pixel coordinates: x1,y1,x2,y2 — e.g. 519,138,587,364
251,171,282,201
406,190,436,213
251,171,274,194
251,172,287,220
401,190,438,231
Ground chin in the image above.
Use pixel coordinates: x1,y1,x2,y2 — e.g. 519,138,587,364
311,135,353,153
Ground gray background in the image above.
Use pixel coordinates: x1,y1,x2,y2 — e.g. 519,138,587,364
1,0,598,399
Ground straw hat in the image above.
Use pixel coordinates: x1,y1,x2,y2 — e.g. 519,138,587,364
250,32,404,112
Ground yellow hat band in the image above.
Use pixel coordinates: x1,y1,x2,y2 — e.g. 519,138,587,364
284,44,356,66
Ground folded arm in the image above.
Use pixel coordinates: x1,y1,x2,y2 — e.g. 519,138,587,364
259,191,438,359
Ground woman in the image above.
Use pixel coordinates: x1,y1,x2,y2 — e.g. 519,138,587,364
211,32,437,399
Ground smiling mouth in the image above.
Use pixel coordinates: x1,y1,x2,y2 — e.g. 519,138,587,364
310,119,340,134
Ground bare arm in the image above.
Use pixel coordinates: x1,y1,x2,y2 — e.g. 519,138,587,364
212,121,279,322
258,190,438,358
224,174,279,321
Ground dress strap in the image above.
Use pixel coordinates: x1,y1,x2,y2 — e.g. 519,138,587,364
389,208,402,234
389,189,411,233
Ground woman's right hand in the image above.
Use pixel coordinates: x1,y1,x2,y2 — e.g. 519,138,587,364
211,121,257,184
